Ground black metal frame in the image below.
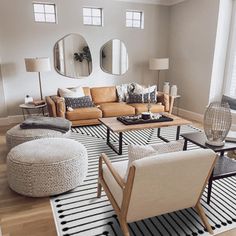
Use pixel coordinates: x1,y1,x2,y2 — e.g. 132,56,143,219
157,126,181,142
182,137,236,204
106,125,181,155
106,128,123,155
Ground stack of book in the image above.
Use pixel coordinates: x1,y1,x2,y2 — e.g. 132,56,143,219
29,100,46,106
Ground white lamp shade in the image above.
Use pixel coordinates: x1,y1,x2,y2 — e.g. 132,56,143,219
25,57,51,72
149,58,169,70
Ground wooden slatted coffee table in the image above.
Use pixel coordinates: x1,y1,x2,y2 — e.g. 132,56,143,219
99,113,191,155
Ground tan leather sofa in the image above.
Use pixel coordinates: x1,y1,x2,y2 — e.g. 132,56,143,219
46,86,171,126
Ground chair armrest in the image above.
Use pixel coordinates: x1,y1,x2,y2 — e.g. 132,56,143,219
99,153,125,189
157,92,170,112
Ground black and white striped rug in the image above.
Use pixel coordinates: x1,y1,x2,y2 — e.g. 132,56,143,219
50,125,236,236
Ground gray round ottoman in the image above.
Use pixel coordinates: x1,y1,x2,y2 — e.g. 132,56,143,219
6,124,71,150
7,138,88,197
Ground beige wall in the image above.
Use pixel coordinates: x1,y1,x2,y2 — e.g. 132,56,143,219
168,0,220,114
0,0,169,117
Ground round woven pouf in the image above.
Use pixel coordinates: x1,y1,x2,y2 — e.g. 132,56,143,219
6,124,71,150
7,138,88,197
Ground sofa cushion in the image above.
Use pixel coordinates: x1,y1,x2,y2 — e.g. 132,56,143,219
82,87,91,97
64,96,94,109
66,107,102,121
99,102,135,117
130,103,164,114
91,86,117,104
58,87,85,98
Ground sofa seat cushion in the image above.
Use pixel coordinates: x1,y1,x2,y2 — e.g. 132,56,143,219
66,107,102,121
103,160,128,208
91,86,117,104
99,102,135,117
130,103,165,114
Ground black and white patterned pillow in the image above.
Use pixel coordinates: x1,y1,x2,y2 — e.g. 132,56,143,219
64,96,94,109
127,93,143,103
143,90,156,103
127,90,156,103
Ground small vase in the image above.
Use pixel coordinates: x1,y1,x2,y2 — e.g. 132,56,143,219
163,82,170,94
170,85,178,96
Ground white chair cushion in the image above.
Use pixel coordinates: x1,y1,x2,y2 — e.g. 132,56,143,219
102,160,128,208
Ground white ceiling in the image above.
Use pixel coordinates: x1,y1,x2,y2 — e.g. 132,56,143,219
115,0,186,6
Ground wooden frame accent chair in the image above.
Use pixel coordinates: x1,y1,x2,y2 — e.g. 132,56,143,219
97,149,216,236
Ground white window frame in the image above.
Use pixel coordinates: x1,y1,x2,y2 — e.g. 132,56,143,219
224,2,236,97
125,10,144,29
33,2,57,24
82,7,103,26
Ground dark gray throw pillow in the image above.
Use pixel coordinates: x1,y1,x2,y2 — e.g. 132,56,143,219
64,96,94,109
127,90,156,104
222,95,236,110
127,93,143,103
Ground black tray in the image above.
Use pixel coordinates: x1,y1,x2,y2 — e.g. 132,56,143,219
117,115,173,125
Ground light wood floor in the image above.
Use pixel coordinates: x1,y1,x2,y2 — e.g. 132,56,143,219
0,121,235,236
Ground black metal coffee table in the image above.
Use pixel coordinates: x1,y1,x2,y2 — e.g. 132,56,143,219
181,132,236,204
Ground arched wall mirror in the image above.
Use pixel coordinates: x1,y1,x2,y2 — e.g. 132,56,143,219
54,34,92,79
100,39,129,75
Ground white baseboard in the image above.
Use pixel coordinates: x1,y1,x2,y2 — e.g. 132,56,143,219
0,115,23,126
173,107,204,123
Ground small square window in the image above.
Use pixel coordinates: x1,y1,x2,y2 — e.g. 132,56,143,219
126,10,144,29
45,5,55,14
83,7,103,26
33,3,57,23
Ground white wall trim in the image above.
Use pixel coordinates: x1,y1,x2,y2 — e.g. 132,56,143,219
0,115,23,126
115,0,186,6
173,107,204,123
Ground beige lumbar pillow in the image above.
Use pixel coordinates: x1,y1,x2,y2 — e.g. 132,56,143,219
125,140,184,180
58,86,85,98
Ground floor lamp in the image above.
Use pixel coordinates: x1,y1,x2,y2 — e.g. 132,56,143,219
25,57,51,100
149,58,169,90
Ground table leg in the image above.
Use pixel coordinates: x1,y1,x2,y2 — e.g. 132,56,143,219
207,172,214,205
106,128,123,155
157,128,169,143
106,128,110,145
183,139,188,151
176,126,180,140
22,109,26,120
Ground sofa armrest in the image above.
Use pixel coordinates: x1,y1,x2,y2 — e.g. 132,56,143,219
45,96,57,117
50,96,66,118
157,92,170,112
99,153,125,189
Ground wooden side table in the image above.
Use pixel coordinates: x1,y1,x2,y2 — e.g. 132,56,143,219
19,103,47,120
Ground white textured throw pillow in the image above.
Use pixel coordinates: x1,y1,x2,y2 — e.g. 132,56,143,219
125,144,157,179
58,86,85,98
125,140,184,180
151,140,184,154
134,84,157,94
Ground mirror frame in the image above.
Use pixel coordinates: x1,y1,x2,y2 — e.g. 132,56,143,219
53,33,92,79
100,38,129,76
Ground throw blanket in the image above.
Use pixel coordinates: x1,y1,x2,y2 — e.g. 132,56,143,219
20,117,72,133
